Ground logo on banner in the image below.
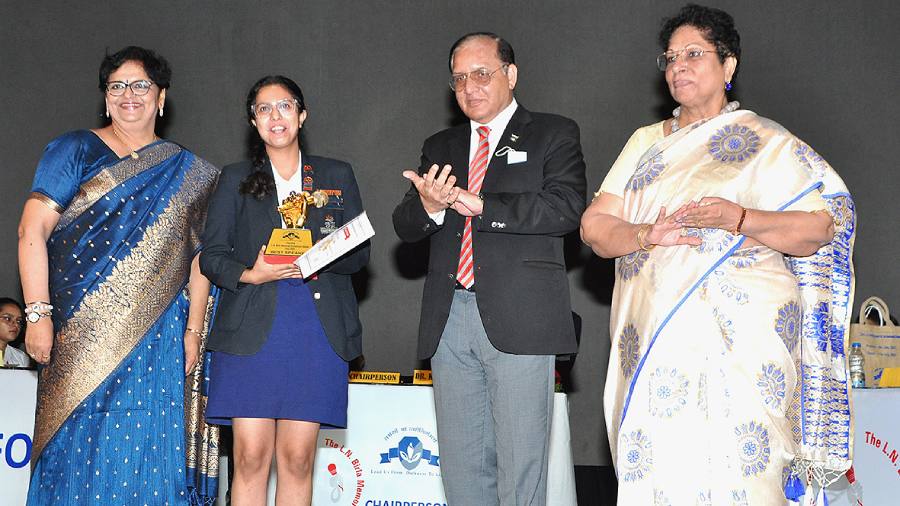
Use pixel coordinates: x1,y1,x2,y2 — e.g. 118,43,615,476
320,437,366,505
380,436,440,470
375,426,441,478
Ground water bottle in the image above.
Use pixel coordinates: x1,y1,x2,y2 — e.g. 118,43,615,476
849,342,866,388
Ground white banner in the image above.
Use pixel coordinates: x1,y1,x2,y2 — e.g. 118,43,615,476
0,368,37,505
311,384,446,506
217,384,577,505
826,388,900,505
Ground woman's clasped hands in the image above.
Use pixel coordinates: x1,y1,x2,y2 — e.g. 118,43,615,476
643,197,744,248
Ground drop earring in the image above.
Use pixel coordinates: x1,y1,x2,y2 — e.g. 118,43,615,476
725,81,733,91
159,106,164,118
105,109,110,118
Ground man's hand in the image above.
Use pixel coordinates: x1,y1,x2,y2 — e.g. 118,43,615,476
403,164,460,214
450,189,483,217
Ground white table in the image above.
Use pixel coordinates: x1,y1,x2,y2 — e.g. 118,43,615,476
216,384,577,505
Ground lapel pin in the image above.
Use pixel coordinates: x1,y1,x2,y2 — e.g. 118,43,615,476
510,134,519,142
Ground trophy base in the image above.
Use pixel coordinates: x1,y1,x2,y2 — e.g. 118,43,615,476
263,254,300,265
264,228,313,264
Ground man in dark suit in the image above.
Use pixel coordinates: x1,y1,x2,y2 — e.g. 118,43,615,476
393,32,586,506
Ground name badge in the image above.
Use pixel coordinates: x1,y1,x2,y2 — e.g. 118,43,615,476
507,149,527,164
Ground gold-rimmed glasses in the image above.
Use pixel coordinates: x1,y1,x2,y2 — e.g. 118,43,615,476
657,45,719,71
449,64,508,91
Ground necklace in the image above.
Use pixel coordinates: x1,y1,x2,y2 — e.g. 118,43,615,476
111,126,156,159
671,100,740,133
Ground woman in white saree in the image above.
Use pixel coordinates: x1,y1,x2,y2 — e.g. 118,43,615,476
581,4,855,504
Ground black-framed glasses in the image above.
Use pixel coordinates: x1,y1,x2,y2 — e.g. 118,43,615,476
657,45,719,71
449,64,508,91
0,314,25,327
250,99,300,118
106,80,155,96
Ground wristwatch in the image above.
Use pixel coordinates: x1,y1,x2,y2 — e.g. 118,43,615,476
24,301,53,323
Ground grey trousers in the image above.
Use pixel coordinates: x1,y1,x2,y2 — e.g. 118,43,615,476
431,290,554,506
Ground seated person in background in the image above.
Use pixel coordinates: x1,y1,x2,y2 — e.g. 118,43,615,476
0,297,29,367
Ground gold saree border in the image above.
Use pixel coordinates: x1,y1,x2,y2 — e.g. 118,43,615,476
28,192,64,214
184,295,220,477
57,142,182,230
32,153,219,462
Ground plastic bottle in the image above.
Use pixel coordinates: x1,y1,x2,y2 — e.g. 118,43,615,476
849,342,866,388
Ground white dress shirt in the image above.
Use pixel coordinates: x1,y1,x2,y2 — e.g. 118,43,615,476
272,152,305,227
429,99,519,225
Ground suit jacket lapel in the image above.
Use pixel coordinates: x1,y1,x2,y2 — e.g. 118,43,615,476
450,126,470,190
483,105,532,190
266,190,282,228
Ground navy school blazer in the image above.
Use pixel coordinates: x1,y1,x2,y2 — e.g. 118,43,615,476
200,156,369,360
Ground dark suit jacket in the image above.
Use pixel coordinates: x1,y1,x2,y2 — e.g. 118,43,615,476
200,156,369,360
393,105,586,359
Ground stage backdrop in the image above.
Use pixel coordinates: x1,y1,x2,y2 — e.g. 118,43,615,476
1,1,897,466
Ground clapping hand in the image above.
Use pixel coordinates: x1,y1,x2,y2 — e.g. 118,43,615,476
403,164,460,214
449,190,483,217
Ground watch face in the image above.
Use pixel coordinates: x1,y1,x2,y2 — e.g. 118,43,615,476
27,311,41,323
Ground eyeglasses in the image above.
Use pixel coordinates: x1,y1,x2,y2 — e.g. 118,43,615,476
0,315,25,327
251,99,300,118
106,80,155,96
449,65,508,91
657,45,719,71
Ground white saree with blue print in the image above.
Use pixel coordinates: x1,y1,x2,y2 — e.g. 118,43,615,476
603,110,856,505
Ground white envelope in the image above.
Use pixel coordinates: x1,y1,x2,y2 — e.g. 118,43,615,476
507,149,527,164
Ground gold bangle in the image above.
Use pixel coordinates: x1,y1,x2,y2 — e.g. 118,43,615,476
185,327,203,336
636,223,655,251
732,207,748,236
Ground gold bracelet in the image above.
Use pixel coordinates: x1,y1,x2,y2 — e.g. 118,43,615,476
732,207,748,236
636,223,655,251
185,327,203,336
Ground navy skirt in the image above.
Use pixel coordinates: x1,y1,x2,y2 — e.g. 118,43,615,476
206,279,349,428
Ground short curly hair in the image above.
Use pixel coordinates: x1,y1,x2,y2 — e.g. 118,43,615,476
98,46,172,92
658,4,741,64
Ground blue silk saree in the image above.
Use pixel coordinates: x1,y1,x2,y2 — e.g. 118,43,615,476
603,111,856,504
26,131,220,505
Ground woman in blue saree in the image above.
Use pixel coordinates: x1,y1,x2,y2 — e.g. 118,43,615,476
581,5,855,505
18,46,220,505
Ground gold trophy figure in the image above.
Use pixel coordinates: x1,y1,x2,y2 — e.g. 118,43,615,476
264,190,329,264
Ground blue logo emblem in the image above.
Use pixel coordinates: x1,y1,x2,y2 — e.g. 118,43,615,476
380,436,439,470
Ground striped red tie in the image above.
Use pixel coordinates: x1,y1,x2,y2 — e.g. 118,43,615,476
456,125,490,289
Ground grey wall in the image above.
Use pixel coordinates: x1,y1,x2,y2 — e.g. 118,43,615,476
1,1,897,466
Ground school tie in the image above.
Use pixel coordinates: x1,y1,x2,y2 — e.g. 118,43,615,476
456,125,490,289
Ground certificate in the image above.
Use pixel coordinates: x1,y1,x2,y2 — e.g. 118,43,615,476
294,212,374,278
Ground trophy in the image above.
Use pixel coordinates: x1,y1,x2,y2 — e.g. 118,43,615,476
264,190,329,264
